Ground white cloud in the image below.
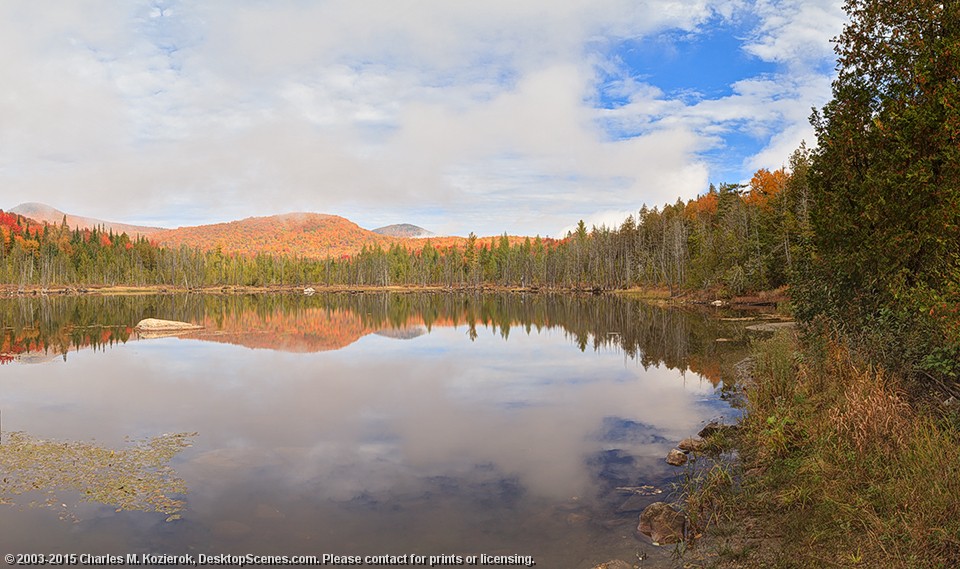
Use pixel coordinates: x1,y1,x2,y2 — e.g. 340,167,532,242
0,0,846,236
744,0,846,68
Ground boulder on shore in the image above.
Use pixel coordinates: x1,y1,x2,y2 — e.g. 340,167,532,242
135,318,203,332
678,437,706,453
666,448,688,466
638,502,686,545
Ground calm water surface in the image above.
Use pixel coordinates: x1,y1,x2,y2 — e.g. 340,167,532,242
0,293,750,568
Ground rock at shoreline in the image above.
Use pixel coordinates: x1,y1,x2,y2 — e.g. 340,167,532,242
697,420,739,438
638,502,686,545
134,318,203,332
698,420,722,438
666,448,688,466
678,437,706,453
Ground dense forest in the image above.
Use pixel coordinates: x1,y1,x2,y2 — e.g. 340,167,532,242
794,0,960,384
0,160,806,295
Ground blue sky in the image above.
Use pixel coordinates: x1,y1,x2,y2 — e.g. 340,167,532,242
0,1,846,237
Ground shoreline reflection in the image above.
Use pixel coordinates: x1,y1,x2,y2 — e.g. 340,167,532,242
1,293,750,385
0,293,745,567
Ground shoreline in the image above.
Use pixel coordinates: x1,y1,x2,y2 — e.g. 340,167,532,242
0,283,790,308
681,330,960,568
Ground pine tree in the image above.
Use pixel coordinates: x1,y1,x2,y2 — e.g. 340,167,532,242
803,0,960,376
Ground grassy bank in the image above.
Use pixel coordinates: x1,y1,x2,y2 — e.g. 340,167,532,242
688,329,960,568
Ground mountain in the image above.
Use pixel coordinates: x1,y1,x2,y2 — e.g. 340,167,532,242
8,203,531,260
153,212,397,258
372,223,434,238
10,202,164,236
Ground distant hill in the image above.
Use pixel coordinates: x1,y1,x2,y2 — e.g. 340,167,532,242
154,215,534,259
7,203,534,260
372,223,434,238
153,212,398,258
10,202,164,236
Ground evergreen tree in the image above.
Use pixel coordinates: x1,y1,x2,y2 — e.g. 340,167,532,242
802,0,960,376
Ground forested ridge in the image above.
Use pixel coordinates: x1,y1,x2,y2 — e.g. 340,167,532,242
0,162,806,294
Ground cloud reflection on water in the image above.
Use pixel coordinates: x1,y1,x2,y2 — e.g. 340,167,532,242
4,321,720,504
0,294,741,564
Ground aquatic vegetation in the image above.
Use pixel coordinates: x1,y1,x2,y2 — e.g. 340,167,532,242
0,431,195,520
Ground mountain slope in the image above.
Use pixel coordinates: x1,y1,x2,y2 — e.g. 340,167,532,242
7,203,532,260
372,223,434,238
153,212,397,258
10,202,164,236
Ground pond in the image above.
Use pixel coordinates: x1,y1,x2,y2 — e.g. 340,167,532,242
0,293,750,568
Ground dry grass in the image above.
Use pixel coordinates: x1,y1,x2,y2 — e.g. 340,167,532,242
689,330,960,568
829,363,911,457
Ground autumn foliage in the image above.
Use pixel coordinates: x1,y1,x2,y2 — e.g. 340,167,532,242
746,167,788,209
152,213,395,259
0,159,812,295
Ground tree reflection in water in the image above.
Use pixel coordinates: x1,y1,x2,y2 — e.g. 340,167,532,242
0,292,754,385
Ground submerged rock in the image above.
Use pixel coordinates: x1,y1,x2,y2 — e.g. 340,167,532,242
666,448,687,466
616,493,652,514
638,502,686,545
565,512,589,525
615,485,662,495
